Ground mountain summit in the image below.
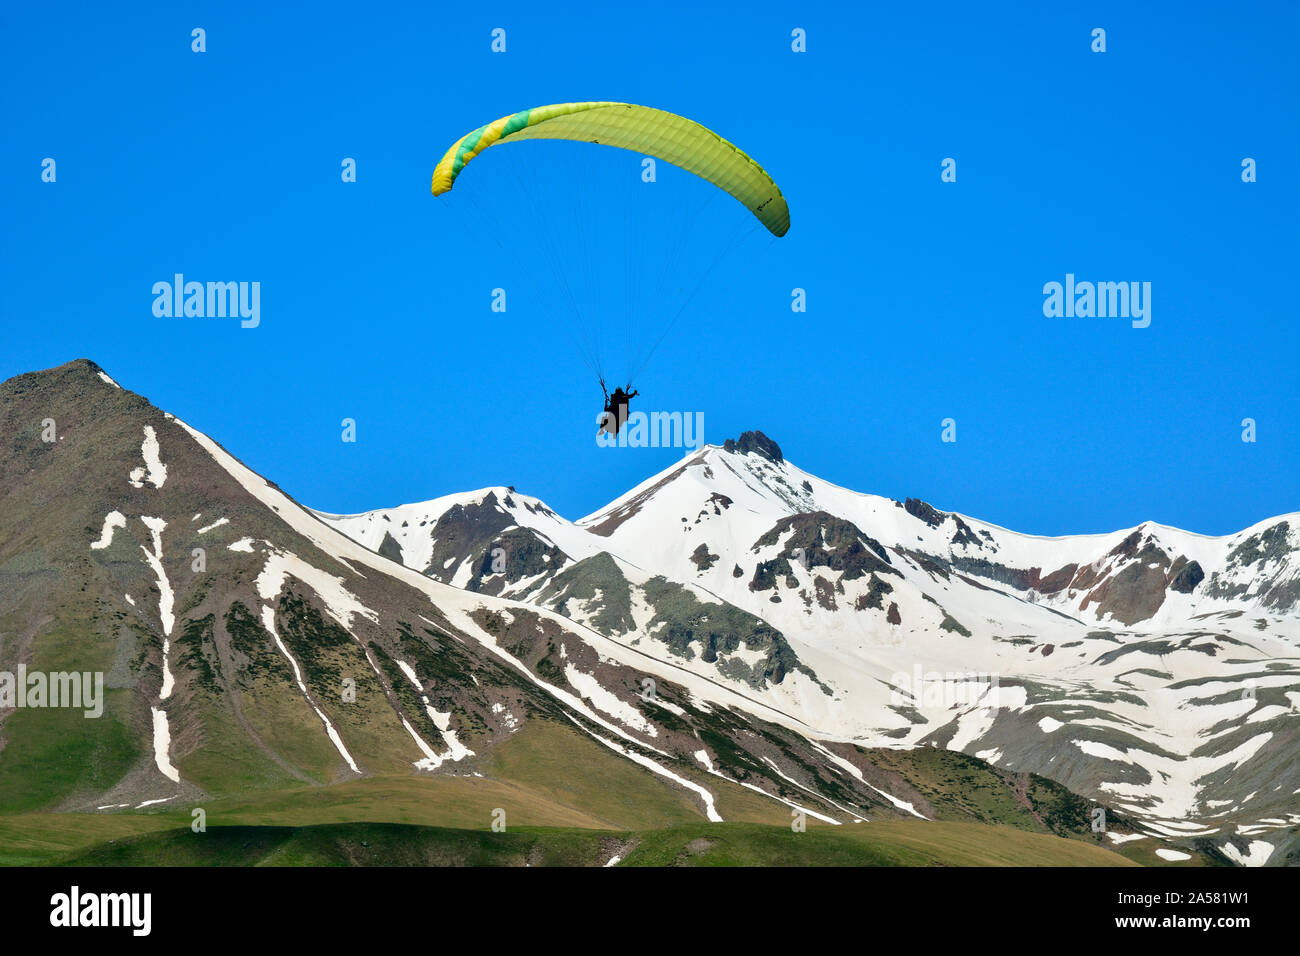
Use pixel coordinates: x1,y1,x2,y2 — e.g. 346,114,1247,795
722,430,784,463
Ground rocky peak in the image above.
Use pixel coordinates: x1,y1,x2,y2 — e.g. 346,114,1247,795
903,498,946,528
722,430,783,464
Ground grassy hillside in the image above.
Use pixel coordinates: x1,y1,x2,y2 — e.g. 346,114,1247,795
0,716,1184,866
45,819,1138,867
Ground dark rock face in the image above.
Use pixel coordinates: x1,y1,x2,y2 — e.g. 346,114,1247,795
1038,563,1078,593
693,493,733,524
723,430,783,464
1206,523,1298,611
469,526,567,595
535,555,819,691
1169,559,1205,594
639,575,815,689
1080,543,1172,625
1108,530,1144,560
377,531,405,564
420,493,514,577
813,575,838,610
899,549,951,580
854,573,894,611
947,555,1029,589
413,493,571,595
535,552,637,635
904,498,946,528
900,498,988,550
1227,523,1290,569
939,611,971,636
690,543,719,571
950,516,982,548
748,512,897,593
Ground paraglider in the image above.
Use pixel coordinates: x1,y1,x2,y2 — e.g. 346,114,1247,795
430,102,789,428
597,379,639,437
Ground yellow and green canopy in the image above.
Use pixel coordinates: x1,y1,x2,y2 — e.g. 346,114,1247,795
432,101,790,237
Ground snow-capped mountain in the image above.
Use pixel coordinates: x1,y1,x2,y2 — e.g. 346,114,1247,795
2,360,1293,866
12,360,1130,859
319,430,1300,866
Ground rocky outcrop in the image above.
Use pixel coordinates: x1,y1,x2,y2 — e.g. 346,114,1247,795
1169,558,1204,594
723,430,783,463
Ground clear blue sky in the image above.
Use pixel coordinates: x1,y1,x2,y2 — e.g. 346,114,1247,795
3,1,1296,535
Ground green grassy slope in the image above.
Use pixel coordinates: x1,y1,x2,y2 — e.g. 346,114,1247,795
47,819,1138,868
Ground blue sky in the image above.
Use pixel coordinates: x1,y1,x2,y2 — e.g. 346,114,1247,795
3,1,1296,536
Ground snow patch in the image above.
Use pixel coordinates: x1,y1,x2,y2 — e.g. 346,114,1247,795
136,796,176,809
90,511,126,549
1220,840,1274,867
150,706,180,782
138,516,175,699
564,664,656,736
255,548,379,629
128,426,167,488
865,782,927,819
394,659,421,689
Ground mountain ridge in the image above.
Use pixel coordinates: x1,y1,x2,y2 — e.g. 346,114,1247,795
313,389,1300,866
2,359,1295,867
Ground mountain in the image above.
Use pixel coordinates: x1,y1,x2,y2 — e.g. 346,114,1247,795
318,431,1300,867
0,360,1292,866
1,360,1161,868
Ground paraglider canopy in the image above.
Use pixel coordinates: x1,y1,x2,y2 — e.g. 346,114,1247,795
433,101,789,236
